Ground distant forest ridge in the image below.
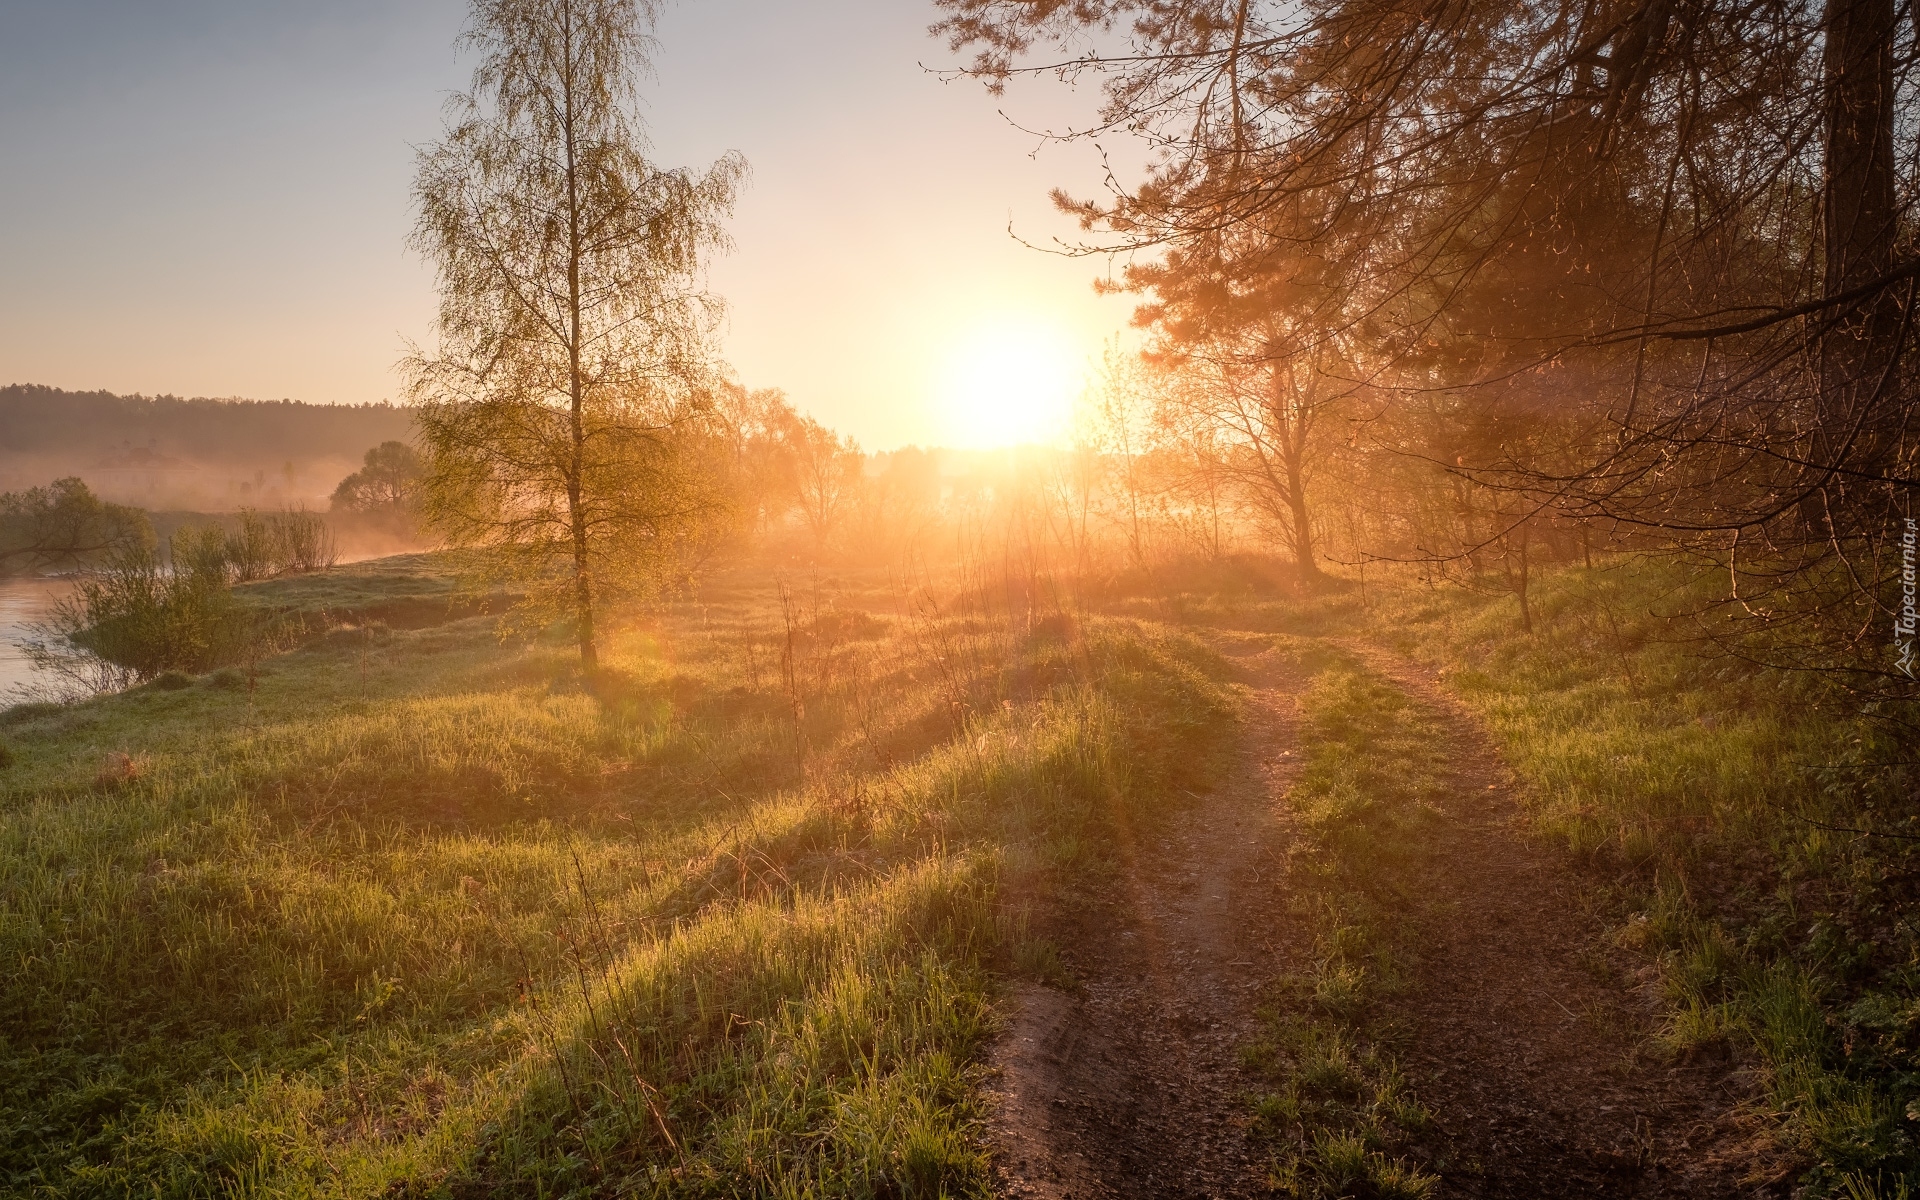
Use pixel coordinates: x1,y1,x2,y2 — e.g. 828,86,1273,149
0,384,416,511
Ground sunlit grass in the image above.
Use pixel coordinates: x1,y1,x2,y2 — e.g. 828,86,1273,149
0,560,1234,1196
1140,556,1918,1190
1367,559,1920,1192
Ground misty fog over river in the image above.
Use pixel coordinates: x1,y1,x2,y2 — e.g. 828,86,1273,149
0,577,71,697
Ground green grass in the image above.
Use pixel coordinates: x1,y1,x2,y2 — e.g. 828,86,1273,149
1136,554,1920,1192
1244,645,1440,1199
0,561,1233,1197
230,553,460,615
25,544,1904,1193
1363,559,1920,1195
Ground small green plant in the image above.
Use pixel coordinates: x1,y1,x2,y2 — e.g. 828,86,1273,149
1012,937,1076,989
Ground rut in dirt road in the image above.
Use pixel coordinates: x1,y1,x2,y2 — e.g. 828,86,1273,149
983,632,1778,1199
984,637,1305,1200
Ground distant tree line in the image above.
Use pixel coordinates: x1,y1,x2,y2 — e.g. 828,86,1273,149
0,385,414,465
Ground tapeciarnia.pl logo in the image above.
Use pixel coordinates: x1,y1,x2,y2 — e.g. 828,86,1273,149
1899,518,1917,679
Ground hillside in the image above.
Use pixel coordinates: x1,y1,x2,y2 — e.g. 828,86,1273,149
4,554,1906,1193
0,556,1231,1195
0,385,415,511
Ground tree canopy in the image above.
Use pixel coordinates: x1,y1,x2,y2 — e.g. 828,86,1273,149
0,478,149,577
937,0,1919,673
330,442,426,515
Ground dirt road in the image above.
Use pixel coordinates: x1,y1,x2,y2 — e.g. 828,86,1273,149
984,636,1304,1199
983,633,1782,1198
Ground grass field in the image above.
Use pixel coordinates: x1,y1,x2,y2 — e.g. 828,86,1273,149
1156,556,1920,1193
1380,564,1920,1192
0,559,1232,1197
6,550,1917,1195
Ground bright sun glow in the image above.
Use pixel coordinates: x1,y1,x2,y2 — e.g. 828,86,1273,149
936,320,1082,448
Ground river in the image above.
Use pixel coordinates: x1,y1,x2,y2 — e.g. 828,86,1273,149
0,577,74,699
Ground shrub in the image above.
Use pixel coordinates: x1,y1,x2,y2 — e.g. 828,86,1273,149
170,510,339,586
172,524,233,583
224,509,279,582
60,539,242,679
273,508,337,573
25,530,294,688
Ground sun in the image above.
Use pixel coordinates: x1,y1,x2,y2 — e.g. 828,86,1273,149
936,320,1081,448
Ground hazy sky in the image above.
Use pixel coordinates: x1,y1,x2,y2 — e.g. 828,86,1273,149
0,0,1142,449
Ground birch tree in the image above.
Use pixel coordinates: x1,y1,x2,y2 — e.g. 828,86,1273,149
408,0,745,670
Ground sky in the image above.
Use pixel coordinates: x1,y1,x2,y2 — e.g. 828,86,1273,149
0,0,1145,449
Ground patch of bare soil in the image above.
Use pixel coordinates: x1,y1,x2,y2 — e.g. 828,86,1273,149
983,632,1790,1198
983,637,1306,1199
1339,643,1790,1198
